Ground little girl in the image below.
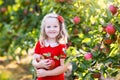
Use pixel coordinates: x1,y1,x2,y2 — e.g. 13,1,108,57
32,13,69,80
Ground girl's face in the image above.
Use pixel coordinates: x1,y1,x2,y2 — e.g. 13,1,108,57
44,18,60,39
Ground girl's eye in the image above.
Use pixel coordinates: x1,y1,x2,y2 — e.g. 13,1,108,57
54,26,58,28
47,26,51,28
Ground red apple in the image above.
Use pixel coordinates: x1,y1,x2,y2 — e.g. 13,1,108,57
73,16,80,24
109,5,118,15
67,41,72,48
84,52,93,60
92,72,101,78
73,28,79,35
103,38,113,44
66,0,73,4
0,7,7,13
23,9,28,15
25,0,30,5
48,59,55,70
55,0,65,2
105,24,116,35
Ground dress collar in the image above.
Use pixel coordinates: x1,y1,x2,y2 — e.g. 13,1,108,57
44,40,59,47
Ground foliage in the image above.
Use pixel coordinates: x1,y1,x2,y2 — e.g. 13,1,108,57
0,0,120,79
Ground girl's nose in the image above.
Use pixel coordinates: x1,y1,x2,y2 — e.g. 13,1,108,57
50,27,55,30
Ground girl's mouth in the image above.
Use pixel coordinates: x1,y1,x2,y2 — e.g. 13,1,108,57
48,32,56,33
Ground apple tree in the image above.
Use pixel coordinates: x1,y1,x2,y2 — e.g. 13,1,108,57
0,0,120,79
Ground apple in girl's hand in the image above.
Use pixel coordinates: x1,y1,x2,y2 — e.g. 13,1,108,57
84,52,93,60
48,59,55,70
105,24,116,35
109,5,118,15
73,16,80,24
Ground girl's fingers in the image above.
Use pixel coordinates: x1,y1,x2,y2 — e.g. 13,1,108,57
44,59,49,62
44,63,51,69
45,66,50,69
46,61,52,65
37,59,53,68
36,69,47,77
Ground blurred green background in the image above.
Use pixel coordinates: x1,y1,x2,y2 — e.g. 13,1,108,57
0,0,120,80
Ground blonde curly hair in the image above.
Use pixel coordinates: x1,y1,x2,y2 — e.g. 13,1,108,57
39,13,68,46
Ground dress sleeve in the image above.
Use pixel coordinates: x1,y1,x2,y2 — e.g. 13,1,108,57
34,41,41,54
59,44,67,59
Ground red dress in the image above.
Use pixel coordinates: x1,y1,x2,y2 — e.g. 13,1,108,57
34,41,67,80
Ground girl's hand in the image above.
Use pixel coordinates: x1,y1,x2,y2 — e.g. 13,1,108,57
38,59,52,69
36,69,47,77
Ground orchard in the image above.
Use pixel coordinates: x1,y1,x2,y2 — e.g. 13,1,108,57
0,0,120,80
